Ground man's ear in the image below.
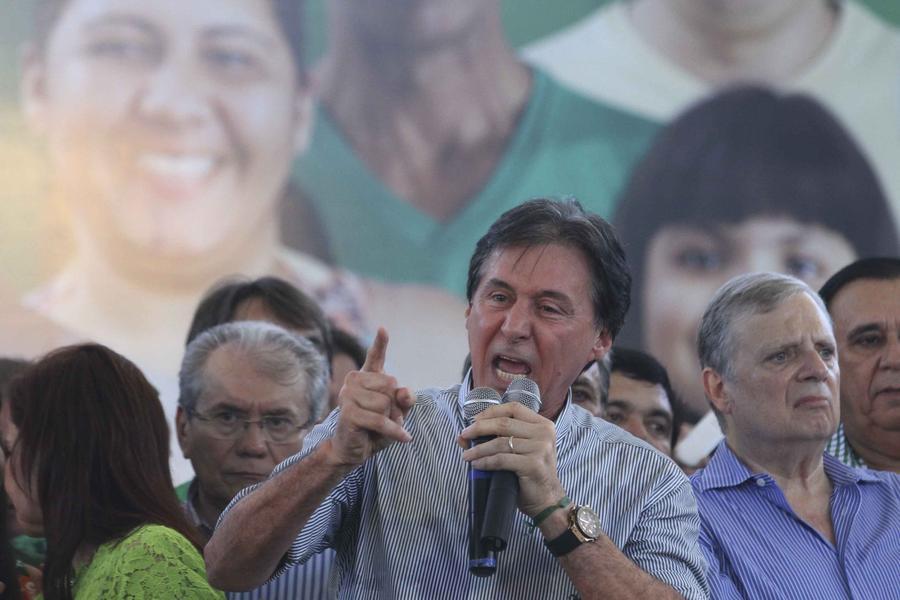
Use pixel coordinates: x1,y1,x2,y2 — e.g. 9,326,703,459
20,45,50,137
702,368,731,416
590,329,613,362
175,406,192,459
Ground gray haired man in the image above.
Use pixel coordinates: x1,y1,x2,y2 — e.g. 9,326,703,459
692,272,900,598
175,320,332,598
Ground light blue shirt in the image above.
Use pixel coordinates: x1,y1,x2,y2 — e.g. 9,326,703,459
692,441,900,599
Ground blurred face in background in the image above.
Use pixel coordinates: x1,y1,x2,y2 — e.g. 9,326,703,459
605,372,674,456
643,217,855,420
22,0,309,264
829,278,900,441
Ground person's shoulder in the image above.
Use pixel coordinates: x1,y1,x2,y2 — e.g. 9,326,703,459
804,1,900,82
521,3,619,66
843,0,900,43
414,384,461,405
533,67,659,137
570,407,685,482
114,524,203,568
82,525,223,599
399,384,462,427
859,467,900,493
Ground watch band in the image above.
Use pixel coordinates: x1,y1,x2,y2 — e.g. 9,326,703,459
544,529,582,557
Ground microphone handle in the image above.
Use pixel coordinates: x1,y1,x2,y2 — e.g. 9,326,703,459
468,437,497,576
481,470,519,552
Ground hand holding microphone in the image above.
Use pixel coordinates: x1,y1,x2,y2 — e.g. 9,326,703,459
459,378,567,558
480,378,541,552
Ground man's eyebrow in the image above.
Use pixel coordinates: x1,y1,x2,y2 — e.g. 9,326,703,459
757,340,799,357
483,278,514,292
605,399,633,410
646,409,673,423
535,290,573,304
263,408,300,417
201,399,244,413
847,323,883,339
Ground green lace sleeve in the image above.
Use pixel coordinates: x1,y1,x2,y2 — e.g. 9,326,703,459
73,525,224,599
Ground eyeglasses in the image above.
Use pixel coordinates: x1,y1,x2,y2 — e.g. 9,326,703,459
187,408,309,444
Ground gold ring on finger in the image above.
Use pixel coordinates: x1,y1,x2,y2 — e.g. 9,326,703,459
508,436,515,453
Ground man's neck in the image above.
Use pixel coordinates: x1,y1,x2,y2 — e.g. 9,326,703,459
727,435,828,490
316,13,531,221
629,0,838,86
727,435,836,543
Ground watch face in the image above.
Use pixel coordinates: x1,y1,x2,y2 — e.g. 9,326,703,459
575,506,602,539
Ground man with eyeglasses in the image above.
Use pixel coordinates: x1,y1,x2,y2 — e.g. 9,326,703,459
175,320,332,599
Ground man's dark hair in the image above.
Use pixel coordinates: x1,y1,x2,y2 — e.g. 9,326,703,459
609,347,681,448
186,276,333,366
818,257,900,308
614,86,899,350
330,326,367,370
466,198,631,337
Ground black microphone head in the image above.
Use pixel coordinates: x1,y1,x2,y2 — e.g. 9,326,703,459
502,377,541,412
464,387,502,423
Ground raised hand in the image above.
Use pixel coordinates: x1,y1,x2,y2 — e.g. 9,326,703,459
331,328,414,467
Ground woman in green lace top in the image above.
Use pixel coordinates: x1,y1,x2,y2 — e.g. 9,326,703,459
0,344,223,599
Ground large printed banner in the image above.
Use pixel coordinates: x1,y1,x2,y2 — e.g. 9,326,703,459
1,0,898,482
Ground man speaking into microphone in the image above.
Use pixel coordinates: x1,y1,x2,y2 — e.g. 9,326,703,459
206,199,709,599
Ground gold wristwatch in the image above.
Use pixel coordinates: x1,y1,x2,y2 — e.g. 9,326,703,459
545,505,602,557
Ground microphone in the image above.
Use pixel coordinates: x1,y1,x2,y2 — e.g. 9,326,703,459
463,387,502,577
481,377,542,552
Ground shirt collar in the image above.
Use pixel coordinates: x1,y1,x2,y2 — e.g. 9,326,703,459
822,451,883,486
695,440,883,492
693,441,758,492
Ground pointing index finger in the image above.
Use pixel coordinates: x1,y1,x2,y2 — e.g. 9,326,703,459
362,327,389,373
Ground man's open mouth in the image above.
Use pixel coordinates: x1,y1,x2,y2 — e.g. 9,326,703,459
493,354,532,383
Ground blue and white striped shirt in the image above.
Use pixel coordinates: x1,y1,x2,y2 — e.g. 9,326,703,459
224,551,335,600
691,441,900,599
225,377,708,598
182,479,335,599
